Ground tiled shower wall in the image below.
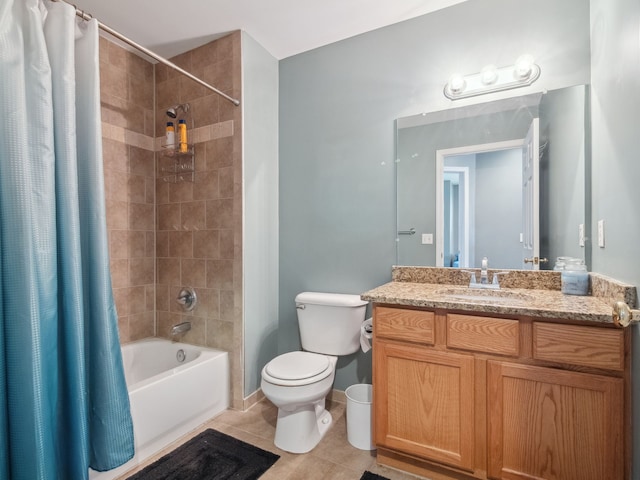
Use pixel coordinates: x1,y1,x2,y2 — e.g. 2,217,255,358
100,37,156,342
100,32,245,409
155,32,244,408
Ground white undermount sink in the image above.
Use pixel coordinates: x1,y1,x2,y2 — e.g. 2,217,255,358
435,287,534,306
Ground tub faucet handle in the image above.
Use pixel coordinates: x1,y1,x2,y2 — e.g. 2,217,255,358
176,287,197,311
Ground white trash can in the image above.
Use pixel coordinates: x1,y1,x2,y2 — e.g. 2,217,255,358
345,383,375,450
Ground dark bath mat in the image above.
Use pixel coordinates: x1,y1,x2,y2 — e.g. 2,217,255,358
360,472,391,480
126,428,279,480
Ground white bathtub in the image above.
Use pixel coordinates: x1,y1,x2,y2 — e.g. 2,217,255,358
89,338,229,479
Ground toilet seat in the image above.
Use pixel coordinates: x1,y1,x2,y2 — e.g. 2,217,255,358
262,351,334,387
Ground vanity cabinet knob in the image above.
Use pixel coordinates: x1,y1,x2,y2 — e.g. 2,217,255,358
612,301,640,328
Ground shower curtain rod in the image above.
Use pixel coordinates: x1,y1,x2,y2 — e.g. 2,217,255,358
56,0,241,107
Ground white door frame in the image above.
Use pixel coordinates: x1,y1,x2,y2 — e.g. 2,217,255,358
443,166,469,267
436,139,525,267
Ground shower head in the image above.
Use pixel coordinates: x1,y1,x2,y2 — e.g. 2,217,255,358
166,103,190,118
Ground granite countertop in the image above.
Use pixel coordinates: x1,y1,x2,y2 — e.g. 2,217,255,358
360,267,638,325
361,281,616,323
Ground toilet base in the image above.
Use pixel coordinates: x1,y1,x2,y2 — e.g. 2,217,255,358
274,400,333,453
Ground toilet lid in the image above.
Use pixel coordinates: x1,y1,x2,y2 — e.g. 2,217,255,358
265,351,330,380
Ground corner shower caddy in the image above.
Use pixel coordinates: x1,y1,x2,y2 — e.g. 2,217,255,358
160,144,195,183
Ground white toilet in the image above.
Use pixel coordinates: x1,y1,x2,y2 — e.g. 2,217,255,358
261,292,368,453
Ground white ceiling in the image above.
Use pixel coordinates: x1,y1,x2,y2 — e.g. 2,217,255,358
71,0,469,60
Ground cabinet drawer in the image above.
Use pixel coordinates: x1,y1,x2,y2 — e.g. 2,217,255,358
533,322,624,371
375,307,435,345
447,314,519,356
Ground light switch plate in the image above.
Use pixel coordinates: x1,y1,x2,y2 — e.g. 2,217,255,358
579,223,585,247
421,233,433,245
597,219,605,247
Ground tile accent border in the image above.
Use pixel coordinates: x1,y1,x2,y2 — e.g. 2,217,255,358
102,120,234,152
154,121,235,151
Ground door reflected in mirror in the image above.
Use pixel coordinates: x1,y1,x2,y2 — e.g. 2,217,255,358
440,143,525,270
396,85,589,270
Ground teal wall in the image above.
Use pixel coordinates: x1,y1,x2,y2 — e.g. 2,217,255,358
279,0,591,390
589,0,640,477
590,1,640,288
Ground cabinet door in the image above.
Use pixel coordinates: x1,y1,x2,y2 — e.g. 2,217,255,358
487,361,624,480
374,340,475,471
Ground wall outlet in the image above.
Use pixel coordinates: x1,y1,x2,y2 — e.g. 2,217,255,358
578,223,585,247
421,233,433,245
597,219,605,248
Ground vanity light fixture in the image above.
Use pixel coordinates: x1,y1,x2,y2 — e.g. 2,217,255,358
444,55,541,100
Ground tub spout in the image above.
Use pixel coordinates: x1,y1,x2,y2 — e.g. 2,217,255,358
170,321,191,337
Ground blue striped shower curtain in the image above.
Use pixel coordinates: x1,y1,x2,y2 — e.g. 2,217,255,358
0,1,134,478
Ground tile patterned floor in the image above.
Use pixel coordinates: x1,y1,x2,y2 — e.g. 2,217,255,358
117,397,426,480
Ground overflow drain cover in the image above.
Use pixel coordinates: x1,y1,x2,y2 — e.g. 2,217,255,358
176,349,186,363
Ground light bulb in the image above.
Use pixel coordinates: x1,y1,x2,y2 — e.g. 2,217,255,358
447,74,466,94
514,54,535,80
480,65,498,85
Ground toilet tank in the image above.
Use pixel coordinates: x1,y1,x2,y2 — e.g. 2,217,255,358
295,292,368,356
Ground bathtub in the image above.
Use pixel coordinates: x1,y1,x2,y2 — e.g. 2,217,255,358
89,338,229,479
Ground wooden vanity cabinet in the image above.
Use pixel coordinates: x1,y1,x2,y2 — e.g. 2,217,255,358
487,361,624,480
374,340,475,470
372,305,629,480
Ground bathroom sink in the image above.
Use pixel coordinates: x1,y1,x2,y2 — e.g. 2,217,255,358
435,287,534,306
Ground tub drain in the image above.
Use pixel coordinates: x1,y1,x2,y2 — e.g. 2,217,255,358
176,349,186,363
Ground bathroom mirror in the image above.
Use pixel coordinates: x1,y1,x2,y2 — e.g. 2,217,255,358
396,84,590,270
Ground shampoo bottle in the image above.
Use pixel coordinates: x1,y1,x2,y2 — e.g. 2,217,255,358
178,119,188,153
165,122,175,148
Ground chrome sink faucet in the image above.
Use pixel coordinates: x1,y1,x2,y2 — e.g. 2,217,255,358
480,257,489,285
462,257,506,290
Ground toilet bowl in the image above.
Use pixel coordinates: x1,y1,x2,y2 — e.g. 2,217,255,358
261,352,337,453
260,292,368,453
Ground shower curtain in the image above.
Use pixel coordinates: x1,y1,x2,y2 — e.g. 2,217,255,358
0,1,134,479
